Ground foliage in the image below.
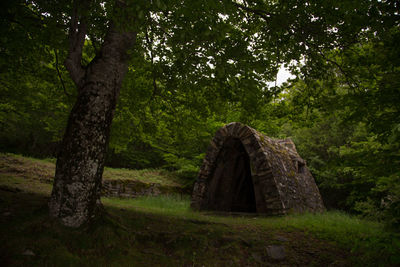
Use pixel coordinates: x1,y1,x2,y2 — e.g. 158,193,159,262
279,23,400,228
0,0,74,156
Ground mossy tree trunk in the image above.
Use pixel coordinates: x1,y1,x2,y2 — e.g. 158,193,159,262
48,4,137,227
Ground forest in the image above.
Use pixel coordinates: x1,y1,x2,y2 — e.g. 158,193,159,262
1,0,400,264
2,0,399,226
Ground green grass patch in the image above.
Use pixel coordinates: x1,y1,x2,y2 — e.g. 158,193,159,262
103,195,400,265
0,152,185,187
0,174,52,195
104,194,191,213
103,167,183,186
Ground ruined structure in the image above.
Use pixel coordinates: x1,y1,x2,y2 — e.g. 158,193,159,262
191,122,325,215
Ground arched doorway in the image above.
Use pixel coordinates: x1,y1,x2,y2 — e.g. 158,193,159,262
205,137,257,212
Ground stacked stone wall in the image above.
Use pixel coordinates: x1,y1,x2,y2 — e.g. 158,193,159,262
102,180,185,198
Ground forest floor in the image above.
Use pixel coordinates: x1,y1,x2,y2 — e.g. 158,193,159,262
0,153,399,266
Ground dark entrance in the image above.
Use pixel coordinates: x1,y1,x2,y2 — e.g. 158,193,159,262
206,137,257,212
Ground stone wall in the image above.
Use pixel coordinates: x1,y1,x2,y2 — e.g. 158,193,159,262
102,179,185,198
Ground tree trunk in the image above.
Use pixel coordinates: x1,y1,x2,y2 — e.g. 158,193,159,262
49,23,136,227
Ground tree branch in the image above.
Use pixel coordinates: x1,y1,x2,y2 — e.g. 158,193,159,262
64,0,88,88
233,2,273,22
54,49,71,97
145,26,159,102
88,33,99,54
313,45,360,90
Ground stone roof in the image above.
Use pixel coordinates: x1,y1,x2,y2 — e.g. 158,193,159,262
191,122,325,215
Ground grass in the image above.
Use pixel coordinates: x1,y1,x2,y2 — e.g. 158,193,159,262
0,152,184,187
105,194,191,213
103,167,182,186
103,196,400,265
1,153,399,266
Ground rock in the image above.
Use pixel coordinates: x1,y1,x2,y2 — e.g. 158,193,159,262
275,235,289,242
101,179,184,199
266,245,286,260
251,252,263,263
22,249,35,256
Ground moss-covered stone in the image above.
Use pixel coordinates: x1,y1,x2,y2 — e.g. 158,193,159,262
102,179,185,199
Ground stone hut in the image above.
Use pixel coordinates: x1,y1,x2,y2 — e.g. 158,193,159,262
191,122,325,215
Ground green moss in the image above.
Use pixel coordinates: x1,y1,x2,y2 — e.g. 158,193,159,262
259,134,265,144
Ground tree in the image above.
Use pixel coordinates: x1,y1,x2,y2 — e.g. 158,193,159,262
45,0,285,227
46,1,137,226
277,18,400,227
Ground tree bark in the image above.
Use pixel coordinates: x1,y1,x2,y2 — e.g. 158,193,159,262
49,23,136,227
